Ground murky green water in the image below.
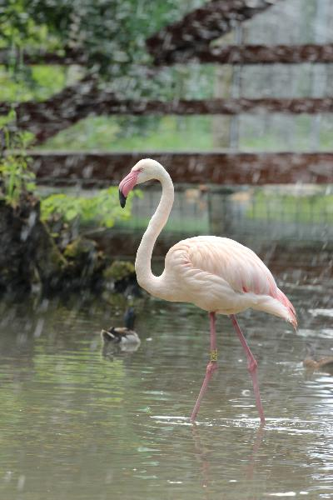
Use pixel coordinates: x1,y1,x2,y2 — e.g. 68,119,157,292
0,274,333,500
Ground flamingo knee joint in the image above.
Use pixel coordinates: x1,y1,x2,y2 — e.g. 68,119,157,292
210,349,218,362
248,359,258,373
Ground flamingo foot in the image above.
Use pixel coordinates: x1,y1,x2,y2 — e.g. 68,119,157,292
230,314,266,424
190,312,217,422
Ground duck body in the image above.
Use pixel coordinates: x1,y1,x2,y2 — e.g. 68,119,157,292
101,307,140,353
303,343,333,374
303,356,333,374
101,326,140,346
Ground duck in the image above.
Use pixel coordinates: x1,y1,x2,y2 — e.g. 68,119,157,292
303,343,333,374
101,307,140,352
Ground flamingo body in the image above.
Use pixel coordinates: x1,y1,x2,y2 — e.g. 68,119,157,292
118,158,297,423
160,235,296,326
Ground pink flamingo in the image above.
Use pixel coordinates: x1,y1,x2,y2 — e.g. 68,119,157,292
119,158,297,424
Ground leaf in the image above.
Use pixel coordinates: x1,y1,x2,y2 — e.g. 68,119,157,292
0,112,36,206
40,186,141,229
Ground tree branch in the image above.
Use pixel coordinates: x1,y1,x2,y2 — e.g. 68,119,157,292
150,43,333,66
0,76,100,144
146,0,280,64
2,96,333,145
27,151,333,186
2,43,333,66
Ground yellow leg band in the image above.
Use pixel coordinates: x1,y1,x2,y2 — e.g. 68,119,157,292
210,349,218,362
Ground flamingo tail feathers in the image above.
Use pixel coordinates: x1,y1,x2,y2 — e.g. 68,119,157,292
276,289,297,330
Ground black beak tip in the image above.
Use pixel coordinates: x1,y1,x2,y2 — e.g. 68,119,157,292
119,189,127,208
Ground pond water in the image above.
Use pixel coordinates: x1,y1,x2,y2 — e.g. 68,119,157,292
0,271,333,500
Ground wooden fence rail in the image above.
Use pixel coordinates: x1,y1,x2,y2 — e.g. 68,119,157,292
2,44,333,66
2,95,333,145
150,43,333,66
3,98,333,118
28,151,333,186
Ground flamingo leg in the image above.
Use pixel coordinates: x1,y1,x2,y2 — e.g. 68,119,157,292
190,312,218,422
229,314,266,424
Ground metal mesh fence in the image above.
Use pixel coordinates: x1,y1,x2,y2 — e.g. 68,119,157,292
114,184,333,243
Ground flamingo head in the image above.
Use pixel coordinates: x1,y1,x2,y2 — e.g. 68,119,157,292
119,158,162,208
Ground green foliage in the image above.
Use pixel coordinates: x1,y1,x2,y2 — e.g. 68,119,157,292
0,0,60,50
1,0,201,78
41,187,142,228
0,65,73,102
0,110,36,206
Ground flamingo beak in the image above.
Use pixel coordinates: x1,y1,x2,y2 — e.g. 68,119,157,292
119,189,127,208
118,170,139,208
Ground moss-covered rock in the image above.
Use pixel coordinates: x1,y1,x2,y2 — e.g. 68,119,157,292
103,260,138,294
61,237,105,289
103,260,135,281
64,237,96,261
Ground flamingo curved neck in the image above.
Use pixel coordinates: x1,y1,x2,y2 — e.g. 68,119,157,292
135,169,174,296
